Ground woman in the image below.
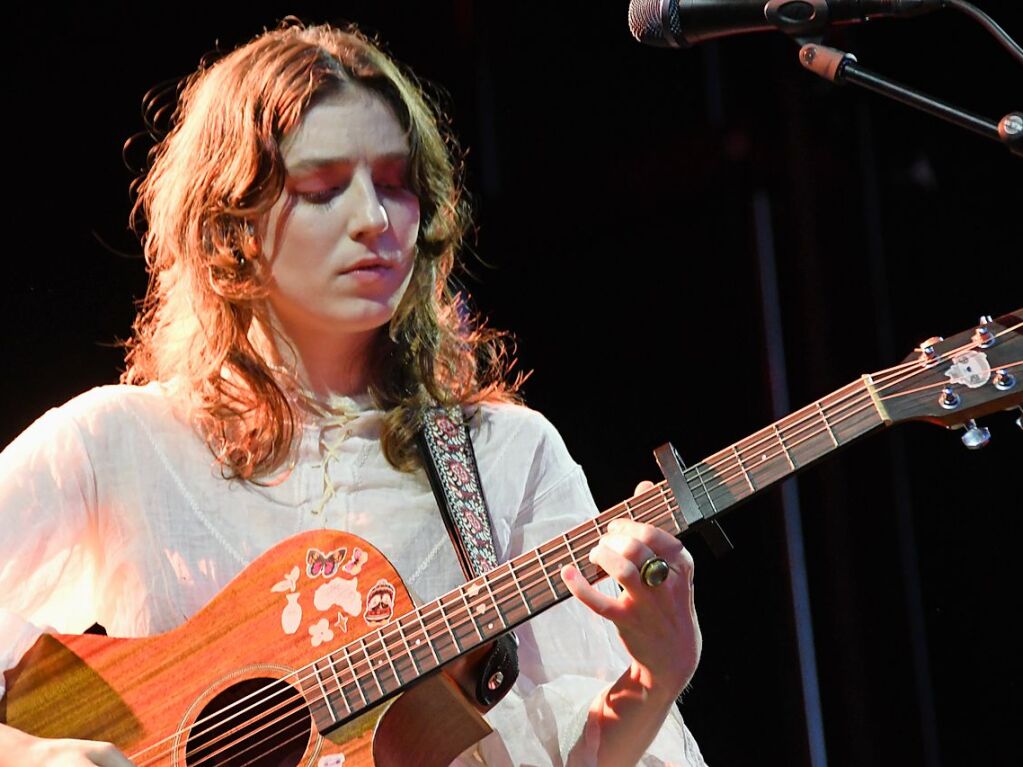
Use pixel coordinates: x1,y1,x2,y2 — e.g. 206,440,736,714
0,22,705,766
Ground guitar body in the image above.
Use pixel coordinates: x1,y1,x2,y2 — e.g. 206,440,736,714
3,530,491,767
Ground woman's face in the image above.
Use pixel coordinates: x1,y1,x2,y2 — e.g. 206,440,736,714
260,89,421,346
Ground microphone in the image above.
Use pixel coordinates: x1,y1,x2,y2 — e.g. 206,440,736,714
628,0,943,48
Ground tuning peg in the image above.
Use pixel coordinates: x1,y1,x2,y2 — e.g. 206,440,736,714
973,315,996,348
960,419,991,450
993,369,1017,391
917,336,944,366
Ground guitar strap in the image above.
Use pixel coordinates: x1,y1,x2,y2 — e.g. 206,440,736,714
417,405,519,708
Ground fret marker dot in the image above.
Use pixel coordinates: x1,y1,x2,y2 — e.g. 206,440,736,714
761,454,767,461
487,622,494,630
476,605,485,615
415,639,421,645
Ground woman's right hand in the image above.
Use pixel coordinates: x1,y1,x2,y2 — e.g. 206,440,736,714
0,724,136,766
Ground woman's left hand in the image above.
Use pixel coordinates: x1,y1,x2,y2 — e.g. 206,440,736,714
561,480,702,701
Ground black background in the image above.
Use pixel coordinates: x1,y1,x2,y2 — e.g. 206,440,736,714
4,2,1021,765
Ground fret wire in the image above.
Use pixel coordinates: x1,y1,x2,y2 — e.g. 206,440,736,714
482,574,508,629
702,378,868,478
657,486,684,535
688,463,718,514
324,653,351,717
506,561,533,615
396,619,421,676
731,444,755,493
815,401,839,446
310,662,338,723
438,598,462,653
622,496,637,520
534,548,559,598
771,423,796,469
341,644,368,707
459,585,485,641
690,392,885,507
562,532,583,572
417,610,442,666
379,630,402,686
360,637,385,697
778,393,848,448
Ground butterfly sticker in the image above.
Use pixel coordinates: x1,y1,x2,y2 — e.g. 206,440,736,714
307,547,347,579
342,547,368,576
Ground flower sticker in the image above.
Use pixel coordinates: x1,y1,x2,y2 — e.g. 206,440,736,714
309,618,334,647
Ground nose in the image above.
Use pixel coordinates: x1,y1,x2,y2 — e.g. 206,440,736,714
348,168,389,239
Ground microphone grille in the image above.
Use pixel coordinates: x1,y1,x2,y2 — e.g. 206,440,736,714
628,0,683,48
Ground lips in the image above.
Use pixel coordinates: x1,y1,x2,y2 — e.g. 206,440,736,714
338,257,392,276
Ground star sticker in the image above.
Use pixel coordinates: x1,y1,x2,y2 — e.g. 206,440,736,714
335,612,349,633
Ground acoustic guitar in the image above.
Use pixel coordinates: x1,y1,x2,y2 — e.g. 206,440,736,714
4,310,1021,767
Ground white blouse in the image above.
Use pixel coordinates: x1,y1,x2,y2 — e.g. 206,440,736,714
0,383,707,766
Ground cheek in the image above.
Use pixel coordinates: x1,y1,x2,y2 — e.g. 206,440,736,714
389,199,421,250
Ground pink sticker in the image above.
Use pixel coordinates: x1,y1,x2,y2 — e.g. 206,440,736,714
307,547,347,578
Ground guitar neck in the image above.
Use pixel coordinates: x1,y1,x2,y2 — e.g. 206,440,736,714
309,376,889,729
677,375,888,524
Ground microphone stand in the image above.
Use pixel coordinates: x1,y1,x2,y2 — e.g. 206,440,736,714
798,43,1023,158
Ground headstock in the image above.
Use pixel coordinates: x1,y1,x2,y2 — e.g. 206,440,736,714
874,310,1023,445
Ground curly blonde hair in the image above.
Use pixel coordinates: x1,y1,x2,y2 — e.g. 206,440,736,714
124,21,518,478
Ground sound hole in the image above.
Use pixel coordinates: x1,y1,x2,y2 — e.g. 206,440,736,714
184,677,312,767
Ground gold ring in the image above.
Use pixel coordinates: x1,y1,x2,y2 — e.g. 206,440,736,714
640,556,670,587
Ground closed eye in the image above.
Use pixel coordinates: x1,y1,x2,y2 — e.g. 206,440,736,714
297,186,344,206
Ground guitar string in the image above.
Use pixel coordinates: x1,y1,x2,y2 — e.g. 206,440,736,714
138,328,1005,761
689,324,1019,481
128,327,1021,764
131,330,1016,765
129,331,1000,765
686,355,1023,507
143,347,933,765
683,329,1021,502
681,359,941,504
130,487,676,766
146,490,679,767
133,355,944,759
667,352,931,489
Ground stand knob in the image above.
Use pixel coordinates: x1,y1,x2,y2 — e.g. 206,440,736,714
961,419,991,450
998,112,1023,158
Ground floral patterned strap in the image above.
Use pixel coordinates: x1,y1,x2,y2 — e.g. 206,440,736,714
418,405,520,707
418,406,498,579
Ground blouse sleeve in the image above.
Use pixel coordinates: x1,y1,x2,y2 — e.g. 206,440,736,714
467,407,708,767
0,406,103,698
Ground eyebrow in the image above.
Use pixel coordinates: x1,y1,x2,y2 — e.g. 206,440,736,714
286,152,409,176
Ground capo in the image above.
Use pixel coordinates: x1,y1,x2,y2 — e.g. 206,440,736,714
654,443,734,557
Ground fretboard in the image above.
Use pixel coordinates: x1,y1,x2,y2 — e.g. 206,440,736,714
300,376,888,732
681,376,887,521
